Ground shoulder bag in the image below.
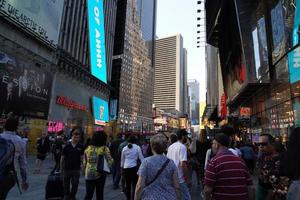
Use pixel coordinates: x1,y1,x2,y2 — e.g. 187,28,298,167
146,158,170,187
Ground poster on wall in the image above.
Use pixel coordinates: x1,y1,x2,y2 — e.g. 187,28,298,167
87,0,107,83
92,96,109,126
0,0,64,45
0,51,53,118
109,99,118,120
288,0,300,84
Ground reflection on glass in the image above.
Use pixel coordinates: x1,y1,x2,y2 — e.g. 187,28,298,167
252,28,261,80
271,1,286,63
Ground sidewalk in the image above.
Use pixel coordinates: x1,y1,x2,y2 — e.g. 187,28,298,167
7,155,202,200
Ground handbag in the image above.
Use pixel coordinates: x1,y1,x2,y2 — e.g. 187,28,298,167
97,147,111,174
146,158,170,187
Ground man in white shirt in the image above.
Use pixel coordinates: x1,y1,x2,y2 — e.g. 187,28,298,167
120,136,144,200
0,115,29,198
167,130,191,200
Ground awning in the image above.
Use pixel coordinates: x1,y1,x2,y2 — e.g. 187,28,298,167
228,83,270,109
202,105,218,121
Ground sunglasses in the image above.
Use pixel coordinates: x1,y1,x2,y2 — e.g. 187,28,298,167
258,142,268,147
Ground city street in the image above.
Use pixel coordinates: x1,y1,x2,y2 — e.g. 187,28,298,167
7,155,202,200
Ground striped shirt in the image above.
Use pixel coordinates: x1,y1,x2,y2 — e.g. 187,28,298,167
204,149,252,200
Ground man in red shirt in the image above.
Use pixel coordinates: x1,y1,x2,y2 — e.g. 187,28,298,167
204,133,254,200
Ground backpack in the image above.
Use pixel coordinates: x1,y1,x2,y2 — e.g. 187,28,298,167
0,135,15,182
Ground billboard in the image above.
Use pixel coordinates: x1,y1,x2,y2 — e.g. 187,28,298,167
87,0,107,83
92,96,109,126
109,99,118,120
0,51,53,118
288,0,300,84
0,0,64,45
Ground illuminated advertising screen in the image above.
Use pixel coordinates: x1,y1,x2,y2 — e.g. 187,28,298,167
87,0,107,83
0,0,64,45
92,96,109,126
288,0,300,84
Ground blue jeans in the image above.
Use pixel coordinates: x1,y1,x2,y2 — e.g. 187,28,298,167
287,180,300,200
111,161,121,188
180,182,191,200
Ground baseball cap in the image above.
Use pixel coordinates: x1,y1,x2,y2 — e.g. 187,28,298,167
214,133,230,147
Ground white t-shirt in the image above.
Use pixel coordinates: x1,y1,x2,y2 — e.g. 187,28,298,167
229,148,242,157
167,141,187,183
121,144,144,169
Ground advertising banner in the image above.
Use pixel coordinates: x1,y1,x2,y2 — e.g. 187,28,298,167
0,0,64,45
288,0,300,84
87,0,107,83
92,96,109,126
0,51,53,118
109,99,117,120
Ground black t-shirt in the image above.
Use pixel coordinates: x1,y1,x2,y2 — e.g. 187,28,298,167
62,142,84,170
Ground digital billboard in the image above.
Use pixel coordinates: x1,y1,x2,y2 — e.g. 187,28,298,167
92,96,109,126
0,0,64,45
87,0,107,83
288,0,300,84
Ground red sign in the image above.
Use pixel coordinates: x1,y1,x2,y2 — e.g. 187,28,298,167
56,96,88,111
220,93,227,119
240,107,251,117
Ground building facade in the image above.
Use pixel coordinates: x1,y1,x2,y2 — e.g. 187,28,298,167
188,79,200,125
154,35,186,115
0,0,117,147
112,0,156,132
206,0,300,141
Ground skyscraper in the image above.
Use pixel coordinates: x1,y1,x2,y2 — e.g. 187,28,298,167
154,34,186,115
112,0,156,131
188,79,200,125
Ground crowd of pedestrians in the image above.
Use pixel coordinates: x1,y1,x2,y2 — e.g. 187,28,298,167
1,113,300,200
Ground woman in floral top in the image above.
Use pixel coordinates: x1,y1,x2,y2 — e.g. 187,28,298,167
84,131,113,200
259,141,290,200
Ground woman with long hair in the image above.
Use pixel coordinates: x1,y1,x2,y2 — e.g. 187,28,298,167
121,135,144,200
84,131,113,200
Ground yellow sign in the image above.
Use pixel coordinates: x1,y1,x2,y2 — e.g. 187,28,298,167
28,119,47,155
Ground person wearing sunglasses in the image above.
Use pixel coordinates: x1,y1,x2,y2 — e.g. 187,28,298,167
256,134,275,200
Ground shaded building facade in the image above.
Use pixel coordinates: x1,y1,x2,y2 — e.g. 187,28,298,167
206,0,300,140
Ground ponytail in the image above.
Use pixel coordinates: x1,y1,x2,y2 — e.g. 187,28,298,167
128,143,133,149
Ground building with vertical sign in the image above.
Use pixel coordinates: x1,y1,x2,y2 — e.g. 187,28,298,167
0,0,118,136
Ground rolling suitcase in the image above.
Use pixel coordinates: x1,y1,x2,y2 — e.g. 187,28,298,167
45,171,64,200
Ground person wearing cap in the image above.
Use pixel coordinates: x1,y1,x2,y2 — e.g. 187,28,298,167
167,129,191,200
204,133,254,200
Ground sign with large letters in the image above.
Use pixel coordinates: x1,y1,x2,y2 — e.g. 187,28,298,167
0,0,64,45
87,0,107,83
288,0,300,84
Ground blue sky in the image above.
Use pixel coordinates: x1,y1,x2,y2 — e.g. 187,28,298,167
156,0,206,102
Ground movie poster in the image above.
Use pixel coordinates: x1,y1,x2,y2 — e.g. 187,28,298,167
0,51,53,118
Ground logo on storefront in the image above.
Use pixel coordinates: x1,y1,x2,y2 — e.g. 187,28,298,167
56,96,88,111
